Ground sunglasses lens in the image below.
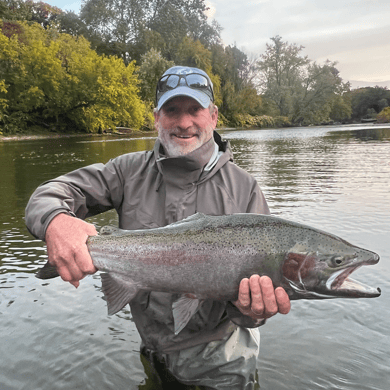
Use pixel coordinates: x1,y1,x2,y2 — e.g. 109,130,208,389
166,75,180,89
186,74,209,89
158,75,180,92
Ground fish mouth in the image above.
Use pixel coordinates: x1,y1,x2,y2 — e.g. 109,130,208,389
326,264,381,298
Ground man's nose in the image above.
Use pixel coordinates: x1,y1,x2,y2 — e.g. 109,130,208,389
176,112,193,130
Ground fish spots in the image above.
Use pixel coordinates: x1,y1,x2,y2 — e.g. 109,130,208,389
136,245,209,266
282,252,316,282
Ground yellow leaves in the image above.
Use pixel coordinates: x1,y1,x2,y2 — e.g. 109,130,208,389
176,37,212,71
377,107,390,123
20,86,45,109
0,32,19,62
0,79,8,123
0,21,145,133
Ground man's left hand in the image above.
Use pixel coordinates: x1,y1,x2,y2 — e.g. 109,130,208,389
233,274,291,320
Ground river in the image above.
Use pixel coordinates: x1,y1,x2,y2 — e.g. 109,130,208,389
0,123,389,389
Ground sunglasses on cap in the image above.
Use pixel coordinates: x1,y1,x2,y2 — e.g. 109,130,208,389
156,73,214,105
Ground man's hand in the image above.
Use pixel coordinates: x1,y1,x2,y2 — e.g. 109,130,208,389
45,213,98,288
233,275,291,320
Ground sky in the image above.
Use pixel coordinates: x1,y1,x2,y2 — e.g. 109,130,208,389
44,0,390,89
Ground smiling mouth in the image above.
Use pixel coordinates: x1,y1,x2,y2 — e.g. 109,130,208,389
173,134,197,139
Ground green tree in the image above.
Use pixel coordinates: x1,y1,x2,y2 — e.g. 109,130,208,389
257,36,309,117
0,21,145,134
329,94,352,122
147,2,189,61
0,0,32,21
147,0,221,48
0,0,62,26
175,36,212,70
137,48,174,104
209,44,262,120
80,0,146,63
257,36,350,125
291,61,350,124
348,86,390,120
79,0,221,63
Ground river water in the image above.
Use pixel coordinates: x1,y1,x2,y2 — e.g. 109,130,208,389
0,124,389,389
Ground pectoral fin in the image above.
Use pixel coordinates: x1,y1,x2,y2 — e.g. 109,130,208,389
172,295,203,335
100,273,139,315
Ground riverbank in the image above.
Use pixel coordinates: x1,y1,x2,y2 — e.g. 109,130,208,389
0,128,157,142
2,122,389,143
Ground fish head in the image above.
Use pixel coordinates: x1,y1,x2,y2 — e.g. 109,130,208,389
281,239,381,300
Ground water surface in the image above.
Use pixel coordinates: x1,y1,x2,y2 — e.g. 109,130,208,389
1,124,389,389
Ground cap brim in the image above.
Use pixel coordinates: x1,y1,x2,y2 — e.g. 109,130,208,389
157,86,211,110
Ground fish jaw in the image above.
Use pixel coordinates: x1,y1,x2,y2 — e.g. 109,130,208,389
323,264,381,298
319,249,381,298
283,249,381,300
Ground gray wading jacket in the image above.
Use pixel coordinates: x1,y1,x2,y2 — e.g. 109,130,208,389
26,132,270,353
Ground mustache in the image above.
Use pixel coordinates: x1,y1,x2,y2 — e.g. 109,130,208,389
157,125,200,135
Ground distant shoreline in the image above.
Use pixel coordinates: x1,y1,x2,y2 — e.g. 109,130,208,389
2,122,389,143
0,129,157,142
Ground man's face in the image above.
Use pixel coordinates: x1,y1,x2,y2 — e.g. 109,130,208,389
154,96,218,157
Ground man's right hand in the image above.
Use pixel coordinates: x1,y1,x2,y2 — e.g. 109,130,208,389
45,213,98,288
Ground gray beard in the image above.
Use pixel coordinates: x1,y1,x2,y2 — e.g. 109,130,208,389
157,127,204,157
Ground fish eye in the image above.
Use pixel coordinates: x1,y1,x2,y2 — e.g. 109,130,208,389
331,256,344,267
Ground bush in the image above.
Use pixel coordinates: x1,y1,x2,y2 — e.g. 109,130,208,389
273,116,291,127
377,107,390,123
229,113,277,128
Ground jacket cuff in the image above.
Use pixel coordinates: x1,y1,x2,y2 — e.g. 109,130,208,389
41,208,76,241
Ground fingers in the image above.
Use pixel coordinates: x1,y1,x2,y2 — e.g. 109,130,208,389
275,286,291,315
237,277,251,310
45,214,98,287
234,275,291,320
253,275,277,317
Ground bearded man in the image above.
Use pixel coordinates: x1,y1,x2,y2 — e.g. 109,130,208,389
26,66,290,389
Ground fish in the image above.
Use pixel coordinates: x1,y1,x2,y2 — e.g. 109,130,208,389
36,213,381,334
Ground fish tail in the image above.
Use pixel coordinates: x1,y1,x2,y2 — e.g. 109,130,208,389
36,261,59,279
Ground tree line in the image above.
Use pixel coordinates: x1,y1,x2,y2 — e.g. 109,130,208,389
1,0,390,135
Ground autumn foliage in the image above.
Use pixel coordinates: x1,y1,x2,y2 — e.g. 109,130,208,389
0,20,145,133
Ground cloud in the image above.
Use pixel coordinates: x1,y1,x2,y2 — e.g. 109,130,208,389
209,0,390,86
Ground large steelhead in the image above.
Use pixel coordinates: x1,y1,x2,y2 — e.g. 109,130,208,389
36,213,381,334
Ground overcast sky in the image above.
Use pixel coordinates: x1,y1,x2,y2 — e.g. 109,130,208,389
45,0,390,88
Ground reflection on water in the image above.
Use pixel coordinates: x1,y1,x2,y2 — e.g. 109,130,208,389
1,125,389,389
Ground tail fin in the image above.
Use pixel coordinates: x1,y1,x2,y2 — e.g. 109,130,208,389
36,261,59,279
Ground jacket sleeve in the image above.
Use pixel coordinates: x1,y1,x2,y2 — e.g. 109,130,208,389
25,159,124,240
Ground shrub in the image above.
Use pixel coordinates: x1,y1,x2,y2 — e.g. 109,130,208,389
377,107,390,123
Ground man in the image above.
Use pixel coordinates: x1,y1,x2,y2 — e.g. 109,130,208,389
25,66,290,389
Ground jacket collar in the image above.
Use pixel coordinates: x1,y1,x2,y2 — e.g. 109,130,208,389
153,131,233,189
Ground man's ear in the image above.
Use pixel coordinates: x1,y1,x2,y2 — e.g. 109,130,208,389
211,105,218,128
